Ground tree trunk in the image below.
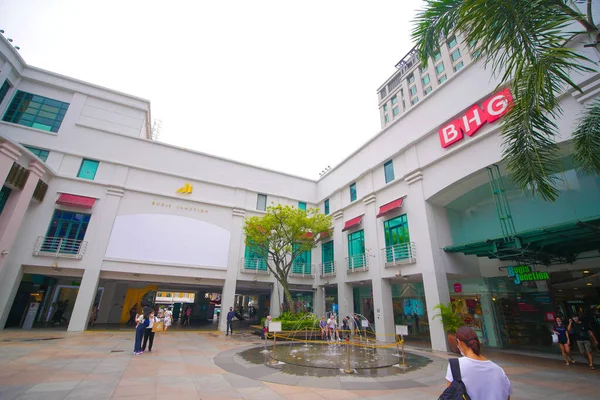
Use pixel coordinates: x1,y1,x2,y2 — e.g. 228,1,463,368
280,280,296,314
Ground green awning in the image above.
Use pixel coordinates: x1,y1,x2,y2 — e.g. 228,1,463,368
444,216,600,265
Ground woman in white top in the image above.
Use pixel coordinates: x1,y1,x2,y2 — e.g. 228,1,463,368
142,311,159,352
163,308,172,334
446,326,511,400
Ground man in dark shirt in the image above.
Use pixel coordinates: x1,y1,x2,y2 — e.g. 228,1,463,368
226,307,235,336
569,315,598,370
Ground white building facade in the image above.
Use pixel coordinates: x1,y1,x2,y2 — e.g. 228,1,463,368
1,27,599,352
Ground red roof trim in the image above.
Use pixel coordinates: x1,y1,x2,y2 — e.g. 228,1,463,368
376,198,404,218
342,215,364,232
56,193,97,209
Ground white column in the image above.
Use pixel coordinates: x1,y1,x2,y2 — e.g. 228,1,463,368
219,207,244,332
331,210,344,277
406,170,451,351
269,283,281,317
0,264,23,328
314,285,325,317
0,142,20,187
68,186,124,332
337,282,354,320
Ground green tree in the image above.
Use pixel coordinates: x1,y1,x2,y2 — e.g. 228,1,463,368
412,0,600,201
243,204,331,314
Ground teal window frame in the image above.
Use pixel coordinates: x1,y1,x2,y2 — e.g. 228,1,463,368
419,65,428,73
2,90,69,133
349,183,357,202
424,86,432,95
0,80,11,106
411,97,419,105
244,243,268,271
23,145,49,162
409,85,417,96
347,229,365,268
324,199,330,215
407,74,415,84
421,74,430,86
392,107,399,117
0,186,12,216
383,104,388,112
257,194,267,211
433,51,441,61
383,214,411,262
292,244,312,274
450,48,461,62
435,63,445,75
438,75,448,84
43,210,91,254
321,240,334,274
77,159,99,180
453,61,464,72
384,160,395,183
298,202,306,211
391,95,398,105
447,36,457,49
384,114,389,123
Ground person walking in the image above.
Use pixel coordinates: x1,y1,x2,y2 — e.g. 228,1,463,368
226,307,235,336
142,311,159,352
127,304,138,326
183,306,192,327
261,315,271,339
163,308,172,334
568,315,598,370
133,309,150,355
553,317,575,366
445,326,511,400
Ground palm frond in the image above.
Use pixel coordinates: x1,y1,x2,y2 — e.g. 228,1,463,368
573,98,600,175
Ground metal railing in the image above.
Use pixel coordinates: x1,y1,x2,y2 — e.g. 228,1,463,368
239,258,270,274
320,261,336,277
289,262,314,278
382,242,417,266
346,253,369,273
33,236,87,259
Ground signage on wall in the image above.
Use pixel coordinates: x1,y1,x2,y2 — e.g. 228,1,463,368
439,88,513,148
453,283,462,293
176,183,193,195
507,265,549,285
151,201,209,214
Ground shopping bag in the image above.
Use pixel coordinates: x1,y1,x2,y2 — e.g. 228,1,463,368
152,320,164,333
551,333,559,344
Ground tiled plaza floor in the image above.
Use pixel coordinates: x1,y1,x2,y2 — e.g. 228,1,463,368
0,330,599,399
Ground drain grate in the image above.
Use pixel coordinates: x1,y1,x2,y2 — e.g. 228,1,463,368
110,349,125,353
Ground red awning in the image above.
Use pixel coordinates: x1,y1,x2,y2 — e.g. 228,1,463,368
342,215,363,232
56,193,96,209
376,198,404,218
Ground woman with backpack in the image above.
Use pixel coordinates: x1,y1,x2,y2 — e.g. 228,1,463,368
442,326,511,400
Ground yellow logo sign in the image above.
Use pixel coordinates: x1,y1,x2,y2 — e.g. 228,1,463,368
176,183,193,194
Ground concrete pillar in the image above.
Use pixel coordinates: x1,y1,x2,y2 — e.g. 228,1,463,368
406,171,451,351
372,278,395,342
331,210,344,276
67,269,100,331
0,142,21,187
219,204,244,332
0,264,23,328
0,161,44,279
314,285,325,317
337,282,354,320
269,283,281,317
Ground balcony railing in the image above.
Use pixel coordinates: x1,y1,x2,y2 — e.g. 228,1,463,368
346,254,369,273
382,242,417,267
289,262,314,278
33,236,87,259
320,261,336,278
240,258,270,274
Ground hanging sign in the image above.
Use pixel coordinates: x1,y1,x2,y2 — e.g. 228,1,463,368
507,265,549,285
454,283,462,293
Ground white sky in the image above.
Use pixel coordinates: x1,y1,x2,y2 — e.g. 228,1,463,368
0,0,424,179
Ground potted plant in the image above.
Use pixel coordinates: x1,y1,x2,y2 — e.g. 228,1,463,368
433,300,464,353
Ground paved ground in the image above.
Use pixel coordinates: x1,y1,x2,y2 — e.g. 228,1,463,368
0,330,599,400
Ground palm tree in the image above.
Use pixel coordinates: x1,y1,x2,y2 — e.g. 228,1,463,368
412,0,600,201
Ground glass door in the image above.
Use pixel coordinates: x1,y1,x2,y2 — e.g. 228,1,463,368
383,214,410,262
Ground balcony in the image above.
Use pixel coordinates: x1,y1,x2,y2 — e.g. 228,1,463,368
289,262,314,278
33,236,87,259
382,242,417,267
320,261,336,278
240,258,270,274
346,254,369,273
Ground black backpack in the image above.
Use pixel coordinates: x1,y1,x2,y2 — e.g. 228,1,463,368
439,358,472,400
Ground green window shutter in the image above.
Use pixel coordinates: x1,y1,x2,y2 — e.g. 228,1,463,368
321,240,334,275
77,159,99,180
347,230,365,268
350,183,357,202
324,199,330,215
383,214,411,262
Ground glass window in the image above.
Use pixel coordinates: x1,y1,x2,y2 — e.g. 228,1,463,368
447,36,457,49
298,202,306,211
419,65,428,74
324,199,330,215
435,63,445,75
0,80,11,106
391,95,398,105
2,91,69,133
77,159,99,180
450,48,461,62
383,214,411,262
392,107,399,117
453,61,464,72
244,243,267,271
0,186,11,216
411,97,419,105
349,183,357,202
407,74,415,84
409,86,417,96
256,194,267,211
384,114,389,123
23,145,50,162
292,243,312,274
421,74,430,85
384,160,395,183
383,104,388,112
402,100,406,108
43,210,91,254
321,240,334,275
347,230,365,268
438,75,448,84
424,86,432,95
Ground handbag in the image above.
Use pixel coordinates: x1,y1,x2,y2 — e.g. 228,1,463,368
552,332,559,344
152,320,164,333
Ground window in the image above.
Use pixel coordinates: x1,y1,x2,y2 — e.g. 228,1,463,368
411,97,419,105
453,61,464,72
0,80,11,105
349,183,357,202
450,48,461,62
383,104,388,112
391,95,398,105
438,75,448,84
392,107,399,117
292,244,312,274
244,243,267,271
447,36,457,49
77,159,99,180
424,86,432,95
347,230,365,268
2,91,69,133
433,51,442,61
44,210,91,254
419,65,428,74
407,74,415,84
324,199,330,215
421,74,430,86
298,202,306,211
321,240,334,275
23,145,49,162
409,85,417,96
384,160,395,183
435,63,445,75
383,214,411,262
384,114,389,123
256,194,267,211
0,186,11,216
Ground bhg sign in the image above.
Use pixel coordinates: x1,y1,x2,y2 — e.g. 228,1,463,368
438,88,513,148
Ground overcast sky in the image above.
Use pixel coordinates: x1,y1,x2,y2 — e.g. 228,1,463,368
0,0,424,179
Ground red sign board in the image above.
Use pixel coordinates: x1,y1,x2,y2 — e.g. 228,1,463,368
453,283,462,293
439,88,513,148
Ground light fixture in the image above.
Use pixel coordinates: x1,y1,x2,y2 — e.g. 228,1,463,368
0,250,8,255
586,283,592,286
583,270,590,274
492,297,496,301
574,288,578,290
558,289,563,292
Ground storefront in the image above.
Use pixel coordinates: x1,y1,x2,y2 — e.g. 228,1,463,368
391,282,429,338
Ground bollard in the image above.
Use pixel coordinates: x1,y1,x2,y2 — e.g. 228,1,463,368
343,337,353,374
401,335,406,366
